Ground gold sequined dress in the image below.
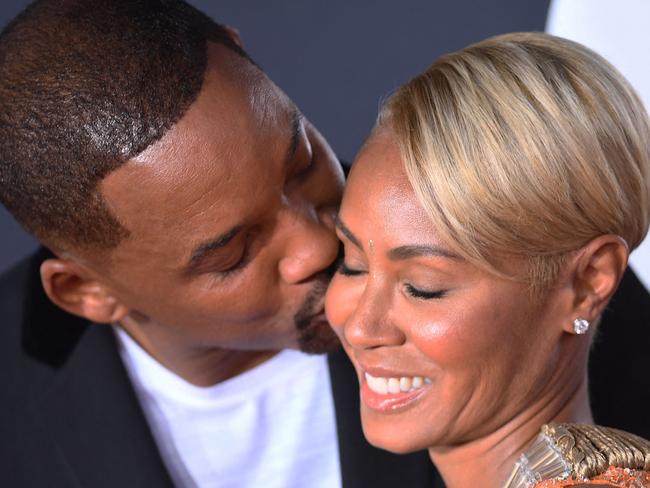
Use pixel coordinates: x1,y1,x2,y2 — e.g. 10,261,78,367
503,424,650,488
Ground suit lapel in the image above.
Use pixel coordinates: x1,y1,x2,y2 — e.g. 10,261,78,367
328,349,443,488
23,249,174,488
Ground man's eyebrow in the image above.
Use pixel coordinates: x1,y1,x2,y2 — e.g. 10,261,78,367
284,108,303,169
388,245,460,261
334,215,362,248
185,225,243,271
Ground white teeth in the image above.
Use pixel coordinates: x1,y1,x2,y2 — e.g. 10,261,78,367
399,377,412,392
387,378,400,394
366,373,388,394
364,372,431,395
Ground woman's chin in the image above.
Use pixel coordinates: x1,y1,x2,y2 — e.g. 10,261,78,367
360,410,441,454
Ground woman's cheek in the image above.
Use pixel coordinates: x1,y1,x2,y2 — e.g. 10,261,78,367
325,274,360,337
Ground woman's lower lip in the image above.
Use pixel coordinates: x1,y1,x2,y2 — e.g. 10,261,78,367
360,378,428,412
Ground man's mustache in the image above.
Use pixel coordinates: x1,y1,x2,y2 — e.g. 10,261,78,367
294,275,329,330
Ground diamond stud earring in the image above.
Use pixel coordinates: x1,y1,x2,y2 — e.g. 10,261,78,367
573,318,590,335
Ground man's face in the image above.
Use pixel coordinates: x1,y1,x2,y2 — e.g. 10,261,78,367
96,43,344,356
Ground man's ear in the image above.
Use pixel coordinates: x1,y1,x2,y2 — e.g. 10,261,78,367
562,234,629,333
223,25,243,48
40,258,129,324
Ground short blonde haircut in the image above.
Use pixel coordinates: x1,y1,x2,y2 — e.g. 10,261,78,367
380,32,650,289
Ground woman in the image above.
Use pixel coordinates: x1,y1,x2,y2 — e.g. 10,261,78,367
325,32,650,487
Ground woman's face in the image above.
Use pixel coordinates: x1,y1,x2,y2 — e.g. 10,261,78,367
325,129,570,453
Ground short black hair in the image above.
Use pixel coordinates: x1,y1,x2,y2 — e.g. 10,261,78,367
0,0,248,252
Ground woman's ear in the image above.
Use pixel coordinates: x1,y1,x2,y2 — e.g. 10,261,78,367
562,235,629,334
40,258,129,324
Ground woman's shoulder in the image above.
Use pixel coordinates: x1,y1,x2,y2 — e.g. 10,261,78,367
505,423,650,488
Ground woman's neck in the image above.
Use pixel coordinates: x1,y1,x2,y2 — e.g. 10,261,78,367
428,372,593,488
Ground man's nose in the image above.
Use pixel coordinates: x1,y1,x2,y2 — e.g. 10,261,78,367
278,206,339,284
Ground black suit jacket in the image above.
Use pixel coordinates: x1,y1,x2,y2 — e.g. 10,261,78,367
0,248,440,487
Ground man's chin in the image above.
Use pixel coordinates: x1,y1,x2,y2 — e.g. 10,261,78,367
297,317,341,354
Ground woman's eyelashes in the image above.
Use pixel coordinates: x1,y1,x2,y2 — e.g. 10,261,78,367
405,283,447,300
336,258,448,300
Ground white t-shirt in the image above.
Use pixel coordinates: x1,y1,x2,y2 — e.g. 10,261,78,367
114,327,342,488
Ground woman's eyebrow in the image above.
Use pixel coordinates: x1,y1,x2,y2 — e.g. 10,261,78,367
387,245,460,261
335,215,459,261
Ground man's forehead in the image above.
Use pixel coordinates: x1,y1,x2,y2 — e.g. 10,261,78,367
130,43,292,170
100,43,297,257
201,42,293,136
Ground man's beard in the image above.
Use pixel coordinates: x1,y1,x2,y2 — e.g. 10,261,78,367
293,277,341,354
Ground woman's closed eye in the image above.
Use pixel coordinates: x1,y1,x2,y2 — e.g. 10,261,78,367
336,259,448,300
404,283,447,300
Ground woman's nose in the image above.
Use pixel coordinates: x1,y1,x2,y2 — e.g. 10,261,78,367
343,286,406,350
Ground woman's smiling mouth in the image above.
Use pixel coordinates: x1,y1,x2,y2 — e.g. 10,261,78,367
361,370,432,412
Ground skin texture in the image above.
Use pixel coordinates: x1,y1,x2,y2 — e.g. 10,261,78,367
40,41,344,386
325,128,628,487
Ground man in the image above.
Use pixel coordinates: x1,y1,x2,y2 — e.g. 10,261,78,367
0,1,647,487
0,1,436,486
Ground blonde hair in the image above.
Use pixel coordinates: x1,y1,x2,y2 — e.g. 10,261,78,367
380,32,650,289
